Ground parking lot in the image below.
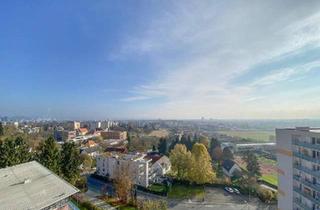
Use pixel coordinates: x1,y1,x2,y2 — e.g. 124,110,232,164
168,187,276,210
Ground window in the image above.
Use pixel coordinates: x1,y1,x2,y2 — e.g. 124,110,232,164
317,138,320,144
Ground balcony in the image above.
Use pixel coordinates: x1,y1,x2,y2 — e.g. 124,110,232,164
293,175,320,193
294,197,313,210
293,186,320,205
293,140,320,151
294,164,320,179
293,152,320,164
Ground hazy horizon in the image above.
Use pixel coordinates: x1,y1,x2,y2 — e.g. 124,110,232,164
1,0,320,119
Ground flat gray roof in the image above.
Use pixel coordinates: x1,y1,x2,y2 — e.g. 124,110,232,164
0,161,79,210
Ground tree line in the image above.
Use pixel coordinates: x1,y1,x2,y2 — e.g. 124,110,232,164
0,136,81,184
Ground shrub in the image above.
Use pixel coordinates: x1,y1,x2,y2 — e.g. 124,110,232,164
137,199,167,210
257,187,274,203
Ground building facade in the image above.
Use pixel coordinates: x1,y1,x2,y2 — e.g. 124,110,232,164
96,152,171,187
100,130,127,140
277,127,320,210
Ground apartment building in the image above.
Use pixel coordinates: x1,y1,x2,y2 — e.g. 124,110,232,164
96,152,171,187
277,127,320,210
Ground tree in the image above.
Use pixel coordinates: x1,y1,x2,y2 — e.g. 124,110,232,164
114,162,133,204
127,133,131,150
158,138,168,154
243,151,261,177
169,144,192,180
152,145,156,151
61,142,81,184
0,122,3,136
222,147,234,160
179,135,194,151
0,137,31,168
198,136,209,149
211,146,223,161
15,136,32,163
80,153,93,171
37,136,60,174
210,138,221,149
188,143,215,184
216,162,224,178
168,136,179,152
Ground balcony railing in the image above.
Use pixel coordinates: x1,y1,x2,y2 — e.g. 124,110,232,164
294,164,320,179
293,152,320,164
294,197,313,210
293,175,320,193
293,140,320,150
293,186,320,206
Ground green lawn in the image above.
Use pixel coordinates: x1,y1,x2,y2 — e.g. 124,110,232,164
261,174,278,186
217,130,275,142
148,184,167,193
168,184,205,200
119,206,137,210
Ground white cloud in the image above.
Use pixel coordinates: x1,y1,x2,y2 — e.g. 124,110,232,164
113,0,320,118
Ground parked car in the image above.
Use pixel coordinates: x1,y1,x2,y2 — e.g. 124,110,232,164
224,187,234,193
233,188,240,194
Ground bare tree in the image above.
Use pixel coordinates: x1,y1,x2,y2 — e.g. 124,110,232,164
114,162,133,204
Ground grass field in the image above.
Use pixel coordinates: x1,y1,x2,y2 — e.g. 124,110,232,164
148,184,167,193
168,184,205,200
235,155,278,187
261,174,278,186
217,130,275,142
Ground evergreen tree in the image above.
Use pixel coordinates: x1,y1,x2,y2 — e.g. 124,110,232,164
243,151,261,177
127,133,131,151
0,122,3,136
60,142,81,184
15,136,32,163
168,136,179,152
0,137,31,168
37,136,60,174
158,138,168,154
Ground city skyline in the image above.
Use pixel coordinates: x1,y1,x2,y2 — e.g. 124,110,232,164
1,0,320,120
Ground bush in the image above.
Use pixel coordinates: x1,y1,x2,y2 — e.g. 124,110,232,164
257,187,274,203
137,200,167,210
82,201,103,210
75,176,88,192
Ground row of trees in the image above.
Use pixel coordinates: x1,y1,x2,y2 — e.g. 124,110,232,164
170,143,215,184
0,136,81,185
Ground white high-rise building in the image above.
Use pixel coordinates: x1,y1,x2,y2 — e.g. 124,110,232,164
276,127,320,210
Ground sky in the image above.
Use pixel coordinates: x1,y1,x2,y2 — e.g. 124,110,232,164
1,0,320,120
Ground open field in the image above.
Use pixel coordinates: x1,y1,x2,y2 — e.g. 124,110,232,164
147,129,169,138
235,156,278,186
168,184,205,200
217,130,275,142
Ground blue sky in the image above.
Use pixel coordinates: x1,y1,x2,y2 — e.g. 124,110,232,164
1,0,320,120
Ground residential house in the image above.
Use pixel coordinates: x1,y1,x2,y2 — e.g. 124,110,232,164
96,152,171,187
222,159,242,178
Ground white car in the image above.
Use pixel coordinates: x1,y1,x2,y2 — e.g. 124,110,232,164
233,188,240,194
224,187,234,193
